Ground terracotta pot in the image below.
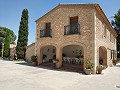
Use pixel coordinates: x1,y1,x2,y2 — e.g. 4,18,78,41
32,62,37,66
113,62,117,66
98,69,102,74
52,59,59,63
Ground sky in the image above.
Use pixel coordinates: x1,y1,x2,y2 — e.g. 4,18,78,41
0,0,120,45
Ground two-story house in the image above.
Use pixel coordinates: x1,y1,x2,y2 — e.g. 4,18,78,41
35,4,117,73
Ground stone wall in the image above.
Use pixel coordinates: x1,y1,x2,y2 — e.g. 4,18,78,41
35,4,117,70
10,44,16,60
25,43,35,61
36,5,95,63
95,11,117,66
10,47,16,60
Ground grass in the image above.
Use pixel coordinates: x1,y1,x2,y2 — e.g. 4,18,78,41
14,59,25,62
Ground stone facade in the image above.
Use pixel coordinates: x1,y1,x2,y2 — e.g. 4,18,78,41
25,43,35,61
95,11,117,67
34,4,117,72
10,44,16,60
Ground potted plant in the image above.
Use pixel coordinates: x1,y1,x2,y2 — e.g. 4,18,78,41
84,60,94,75
43,54,47,59
97,65,104,74
112,59,117,65
31,55,37,66
52,59,59,63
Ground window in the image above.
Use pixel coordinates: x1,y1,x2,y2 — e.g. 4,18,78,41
70,16,79,34
70,16,78,25
114,37,116,43
111,50,113,59
64,16,80,35
40,22,51,38
46,22,51,29
103,24,106,37
110,33,114,43
110,33,112,42
112,50,117,59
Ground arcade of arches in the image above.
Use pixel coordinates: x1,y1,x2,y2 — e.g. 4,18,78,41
38,44,85,69
37,44,116,72
99,46,107,66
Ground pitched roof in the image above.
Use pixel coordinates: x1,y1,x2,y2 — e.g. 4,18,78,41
35,4,117,37
35,3,97,22
26,43,35,49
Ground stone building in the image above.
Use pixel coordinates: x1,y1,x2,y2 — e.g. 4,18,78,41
10,44,16,60
26,43,35,61
30,4,117,73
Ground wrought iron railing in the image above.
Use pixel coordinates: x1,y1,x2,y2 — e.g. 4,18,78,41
40,29,51,38
64,24,80,35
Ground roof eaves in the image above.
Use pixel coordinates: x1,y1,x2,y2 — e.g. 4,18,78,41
35,4,60,22
95,4,117,37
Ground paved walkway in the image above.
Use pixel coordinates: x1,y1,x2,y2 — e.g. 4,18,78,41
0,59,120,90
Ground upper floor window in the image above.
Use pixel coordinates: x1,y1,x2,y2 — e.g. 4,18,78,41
103,25,106,38
64,16,80,35
46,22,51,29
40,22,51,38
110,33,112,42
110,33,115,43
70,16,78,25
113,37,115,44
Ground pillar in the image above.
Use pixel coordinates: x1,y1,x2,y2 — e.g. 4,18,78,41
56,47,62,68
37,47,43,65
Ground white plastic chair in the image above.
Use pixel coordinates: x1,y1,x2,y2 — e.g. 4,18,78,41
63,57,67,64
75,58,79,64
66,57,71,64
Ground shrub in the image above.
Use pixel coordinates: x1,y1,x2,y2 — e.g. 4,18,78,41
43,54,47,59
85,60,94,70
31,55,37,62
97,65,104,70
112,59,118,64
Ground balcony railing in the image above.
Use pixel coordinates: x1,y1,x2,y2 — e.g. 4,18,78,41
64,24,80,35
40,29,51,38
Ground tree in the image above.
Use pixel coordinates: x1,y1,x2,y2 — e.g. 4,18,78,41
0,27,16,44
0,27,16,57
112,9,120,57
0,37,5,57
16,9,29,59
3,31,10,57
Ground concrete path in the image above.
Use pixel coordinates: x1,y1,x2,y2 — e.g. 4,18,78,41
0,59,120,90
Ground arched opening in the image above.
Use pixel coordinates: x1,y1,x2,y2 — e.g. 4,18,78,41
41,45,56,63
99,46,107,65
62,45,84,70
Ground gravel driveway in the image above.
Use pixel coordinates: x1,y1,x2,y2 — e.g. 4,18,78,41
0,59,120,90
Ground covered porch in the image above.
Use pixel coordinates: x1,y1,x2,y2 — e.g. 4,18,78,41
37,43,85,72
62,45,84,68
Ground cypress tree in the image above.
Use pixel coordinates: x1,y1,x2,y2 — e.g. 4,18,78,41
16,9,29,59
112,9,120,57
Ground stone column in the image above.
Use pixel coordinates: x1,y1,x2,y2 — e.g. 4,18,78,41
37,47,43,65
93,11,97,74
83,48,86,69
56,47,62,68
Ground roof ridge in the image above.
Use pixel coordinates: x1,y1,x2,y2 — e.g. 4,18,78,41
59,3,98,5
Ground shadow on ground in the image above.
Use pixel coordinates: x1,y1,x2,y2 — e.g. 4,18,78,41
116,64,120,67
15,62,85,74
